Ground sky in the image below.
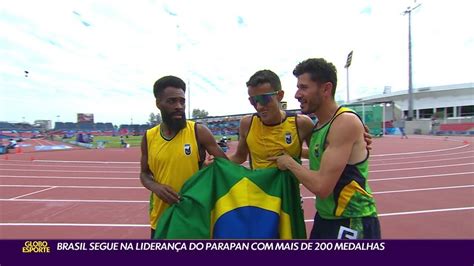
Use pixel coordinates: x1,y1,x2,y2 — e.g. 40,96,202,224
1,0,473,125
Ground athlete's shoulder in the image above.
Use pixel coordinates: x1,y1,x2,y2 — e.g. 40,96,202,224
239,115,254,125
147,125,160,134
332,112,364,131
296,113,313,123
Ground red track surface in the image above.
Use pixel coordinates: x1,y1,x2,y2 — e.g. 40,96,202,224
1,135,473,239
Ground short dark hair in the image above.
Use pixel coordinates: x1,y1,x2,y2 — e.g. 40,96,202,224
293,58,337,97
153,75,186,99
246,69,282,91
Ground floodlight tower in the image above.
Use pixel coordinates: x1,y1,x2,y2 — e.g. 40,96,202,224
403,2,421,120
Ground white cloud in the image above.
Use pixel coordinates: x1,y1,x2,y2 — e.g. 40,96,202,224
0,0,472,125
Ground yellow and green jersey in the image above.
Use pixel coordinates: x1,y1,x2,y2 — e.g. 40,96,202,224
310,107,378,219
146,121,201,229
246,113,301,169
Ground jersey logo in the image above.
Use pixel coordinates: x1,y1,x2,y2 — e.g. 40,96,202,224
337,226,358,239
184,144,191,155
313,143,320,157
285,132,292,144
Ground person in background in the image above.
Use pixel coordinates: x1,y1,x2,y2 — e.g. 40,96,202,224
398,117,408,139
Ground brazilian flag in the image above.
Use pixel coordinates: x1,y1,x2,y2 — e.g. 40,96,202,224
155,158,306,239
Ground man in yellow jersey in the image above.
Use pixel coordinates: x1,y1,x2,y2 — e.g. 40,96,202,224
140,75,228,238
270,58,381,239
229,69,314,169
226,69,371,169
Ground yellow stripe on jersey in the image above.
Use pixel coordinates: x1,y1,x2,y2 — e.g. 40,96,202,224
246,114,301,169
146,121,200,229
335,180,373,217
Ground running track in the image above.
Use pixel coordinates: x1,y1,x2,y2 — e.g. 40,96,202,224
0,135,472,239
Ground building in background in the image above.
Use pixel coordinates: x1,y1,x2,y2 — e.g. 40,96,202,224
352,83,473,121
34,120,52,131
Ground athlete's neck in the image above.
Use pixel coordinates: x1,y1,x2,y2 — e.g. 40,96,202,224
160,123,178,139
315,102,339,127
263,110,286,126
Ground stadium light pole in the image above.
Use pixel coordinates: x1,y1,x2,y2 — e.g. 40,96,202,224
403,3,421,121
344,51,353,103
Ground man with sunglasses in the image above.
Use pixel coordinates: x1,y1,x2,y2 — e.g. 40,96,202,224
228,69,314,170
227,70,371,168
269,58,381,239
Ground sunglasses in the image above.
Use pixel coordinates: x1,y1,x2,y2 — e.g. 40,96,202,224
249,92,278,106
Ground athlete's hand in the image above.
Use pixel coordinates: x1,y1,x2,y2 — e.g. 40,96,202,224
154,184,180,204
203,155,214,167
268,153,294,171
363,125,373,151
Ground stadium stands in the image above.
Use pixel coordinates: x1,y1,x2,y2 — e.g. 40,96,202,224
436,122,474,135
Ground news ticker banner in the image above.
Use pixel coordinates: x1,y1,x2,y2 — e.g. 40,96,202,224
0,240,472,265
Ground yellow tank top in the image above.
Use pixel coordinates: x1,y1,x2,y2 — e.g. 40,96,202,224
146,121,200,229
246,113,301,169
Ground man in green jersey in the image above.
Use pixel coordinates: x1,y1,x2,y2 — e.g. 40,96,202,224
270,58,381,239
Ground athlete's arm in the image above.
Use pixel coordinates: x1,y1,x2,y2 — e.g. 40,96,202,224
139,133,180,204
296,114,314,159
269,113,363,198
196,124,228,159
363,124,373,150
228,115,251,164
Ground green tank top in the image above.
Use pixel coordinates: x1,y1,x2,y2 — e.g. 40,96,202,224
309,107,378,219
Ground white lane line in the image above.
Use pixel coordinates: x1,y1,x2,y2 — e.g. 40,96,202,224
371,162,474,173
10,186,57,200
0,175,136,180
371,143,470,157
301,196,315,200
0,163,139,169
0,168,138,174
7,185,472,203
370,156,474,167
371,172,474,182
301,184,474,199
303,206,474,222
0,199,147,203
33,160,139,164
0,223,149,227
3,208,472,226
0,185,143,189
373,184,474,194
40,139,57,146
377,206,474,217
31,139,43,146
7,171,471,189
370,150,474,162
382,135,469,142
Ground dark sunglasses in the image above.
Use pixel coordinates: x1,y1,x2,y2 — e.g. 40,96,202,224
249,92,278,106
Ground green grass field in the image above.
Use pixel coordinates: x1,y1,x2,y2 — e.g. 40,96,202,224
213,135,238,141
72,134,238,149
92,135,142,148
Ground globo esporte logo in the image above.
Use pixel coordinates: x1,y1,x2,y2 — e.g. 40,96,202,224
22,241,51,253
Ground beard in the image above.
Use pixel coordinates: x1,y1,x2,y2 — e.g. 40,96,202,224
162,111,187,131
300,101,316,115
302,105,317,115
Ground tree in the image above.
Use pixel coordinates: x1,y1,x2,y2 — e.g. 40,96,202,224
192,109,209,119
148,112,162,126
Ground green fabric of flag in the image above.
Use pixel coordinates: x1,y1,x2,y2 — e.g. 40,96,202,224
155,158,306,239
